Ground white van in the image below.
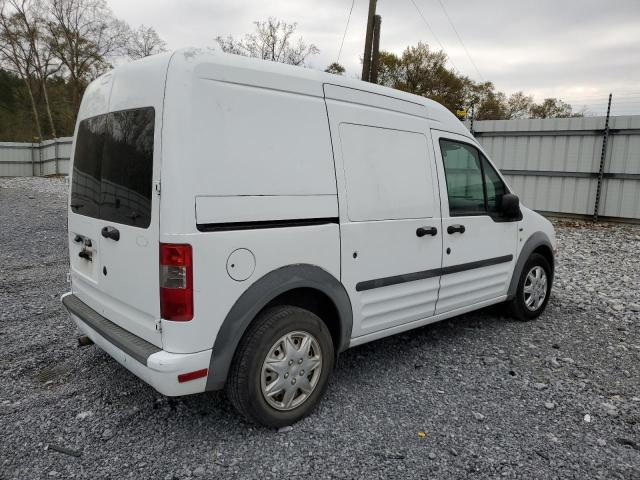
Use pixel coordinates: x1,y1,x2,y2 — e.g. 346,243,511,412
62,49,556,426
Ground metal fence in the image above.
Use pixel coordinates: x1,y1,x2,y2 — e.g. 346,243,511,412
470,115,640,221
2,115,640,221
0,137,72,177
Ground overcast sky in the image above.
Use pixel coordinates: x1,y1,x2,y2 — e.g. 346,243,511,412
108,0,640,115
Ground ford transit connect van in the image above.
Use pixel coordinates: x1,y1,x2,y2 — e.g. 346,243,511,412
62,49,556,427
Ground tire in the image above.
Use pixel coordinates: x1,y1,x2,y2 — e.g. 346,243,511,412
226,305,335,427
507,253,553,321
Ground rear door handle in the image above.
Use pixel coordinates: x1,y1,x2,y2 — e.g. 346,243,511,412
101,226,120,241
416,226,438,237
447,224,466,234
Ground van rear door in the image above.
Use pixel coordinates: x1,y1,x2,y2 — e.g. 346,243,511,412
69,106,161,347
68,57,170,349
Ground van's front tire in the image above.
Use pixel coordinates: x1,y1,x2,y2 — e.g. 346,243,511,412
508,253,552,321
226,306,335,427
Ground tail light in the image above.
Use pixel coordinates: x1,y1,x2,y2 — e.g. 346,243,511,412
160,243,193,321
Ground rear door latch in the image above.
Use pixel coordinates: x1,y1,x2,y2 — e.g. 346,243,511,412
78,250,92,261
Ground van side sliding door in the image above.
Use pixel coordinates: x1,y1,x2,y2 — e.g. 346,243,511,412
324,85,444,339
430,129,518,314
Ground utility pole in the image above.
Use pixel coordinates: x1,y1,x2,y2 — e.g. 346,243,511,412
370,15,382,84
361,0,377,81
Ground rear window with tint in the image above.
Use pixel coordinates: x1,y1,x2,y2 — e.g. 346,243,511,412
71,107,155,228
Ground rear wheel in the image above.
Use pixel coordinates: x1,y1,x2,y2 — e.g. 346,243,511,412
226,306,335,427
508,253,552,321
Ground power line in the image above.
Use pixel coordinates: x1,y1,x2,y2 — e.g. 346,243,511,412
569,91,640,97
571,100,640,106
564,96,640,103
435,0,484,82
336,0,355,64
572,98,637,104
407,0,459,72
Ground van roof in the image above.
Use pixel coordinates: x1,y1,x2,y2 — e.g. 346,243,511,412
172,48,468,134
86,48,470,137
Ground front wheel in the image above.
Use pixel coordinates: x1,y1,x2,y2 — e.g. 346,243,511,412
226,306,335,427
508,253,552,320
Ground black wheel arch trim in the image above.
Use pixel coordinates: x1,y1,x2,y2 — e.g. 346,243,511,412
205,264,353,391
507,231,555,300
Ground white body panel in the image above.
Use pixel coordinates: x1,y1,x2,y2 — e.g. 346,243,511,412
518,205,557,257
430,129,518,314
161,225,340,353
195,195,337,224
324,86,443,338
349,294,508,348
64,49,556,397
160,51,338,236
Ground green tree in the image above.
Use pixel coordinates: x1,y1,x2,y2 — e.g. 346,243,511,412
376,42,468,113
376,41,581,121
505,91,534,119
0,68,45,140
324,62,345,75
466,81,507,120
376,50,401,86
529,98,574,119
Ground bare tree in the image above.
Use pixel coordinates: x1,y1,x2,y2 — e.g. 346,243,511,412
216,18,319,66
9,0,59,137
46,0,128,113
126,24,166,60
0,0,42,138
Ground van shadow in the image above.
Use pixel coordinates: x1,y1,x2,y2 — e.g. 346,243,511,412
154,304,517,431
335,304,514,378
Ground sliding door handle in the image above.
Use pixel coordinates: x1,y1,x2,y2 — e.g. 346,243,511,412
447,224,466,234
416,226,438,237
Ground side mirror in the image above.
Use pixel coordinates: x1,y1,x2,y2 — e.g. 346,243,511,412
500,193,522,220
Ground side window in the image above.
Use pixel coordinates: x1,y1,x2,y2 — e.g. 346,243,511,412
482,156,507,213
439,139,486,216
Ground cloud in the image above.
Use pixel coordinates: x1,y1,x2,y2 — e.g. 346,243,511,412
107,0,640,113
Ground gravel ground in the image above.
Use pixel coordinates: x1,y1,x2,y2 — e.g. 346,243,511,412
1,177,639,480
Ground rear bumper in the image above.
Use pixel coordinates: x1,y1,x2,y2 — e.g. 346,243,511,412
61,293,211,396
